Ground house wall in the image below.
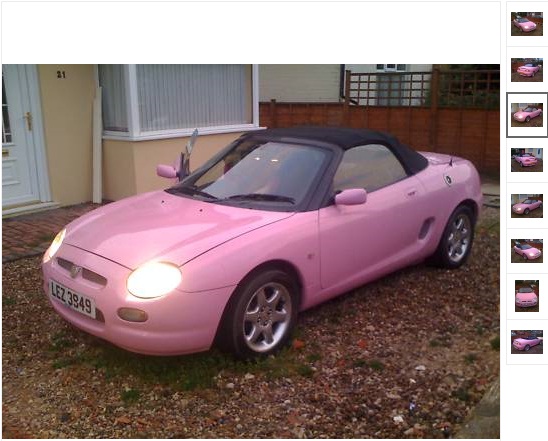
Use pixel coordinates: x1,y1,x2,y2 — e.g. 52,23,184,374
259,64,341,102
347,64,433,73
38,64,96,206
259,64,433,104
102,132,243,200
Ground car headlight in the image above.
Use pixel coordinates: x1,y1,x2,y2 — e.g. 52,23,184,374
127,262,182,299
43,228,66,263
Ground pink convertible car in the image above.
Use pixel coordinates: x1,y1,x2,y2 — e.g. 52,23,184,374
42,127,482,357
512,198,542,215
513,17,537,32
517,64,540,77
513,107,543,123
515,287,538,307
514,153,538,167
514,242,542,260
513,336,542,351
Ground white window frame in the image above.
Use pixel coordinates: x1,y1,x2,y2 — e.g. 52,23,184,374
101,64,261,141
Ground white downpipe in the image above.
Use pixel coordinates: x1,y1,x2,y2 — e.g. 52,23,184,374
92,86,103,204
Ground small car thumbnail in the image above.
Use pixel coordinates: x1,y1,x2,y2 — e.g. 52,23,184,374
513,336,542,351
514,241,542,260
513,17,538,32
513,107,543,123
515,287,538,307
514,153,538,167
512,198,542,215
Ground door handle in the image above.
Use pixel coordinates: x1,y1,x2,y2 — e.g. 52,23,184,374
24,111,32,131
407,188,417,197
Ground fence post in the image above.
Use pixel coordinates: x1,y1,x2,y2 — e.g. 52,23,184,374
270,99,277,128
344,69,351,126
429,67,440,151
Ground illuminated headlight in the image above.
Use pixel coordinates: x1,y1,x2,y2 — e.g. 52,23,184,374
43,228,66,263
127,262,182,299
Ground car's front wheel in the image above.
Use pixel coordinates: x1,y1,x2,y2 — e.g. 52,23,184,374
523,253,528,260
525,208,530,215
525,345,531,351
217,269,299,358
430,205,475,269
526,116,531,122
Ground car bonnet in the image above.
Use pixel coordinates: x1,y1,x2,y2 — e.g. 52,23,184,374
63,190,295,269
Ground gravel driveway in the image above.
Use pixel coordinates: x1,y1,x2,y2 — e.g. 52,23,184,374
2,208,500,439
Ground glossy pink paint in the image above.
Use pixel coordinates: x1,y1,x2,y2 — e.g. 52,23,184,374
513,107,542,122
513,18,537,32
515,289,538,307
42,151,482,355
514,245,542,260
512,200,542,214
514,154,538,166
517,64,540,77
513,337,542,350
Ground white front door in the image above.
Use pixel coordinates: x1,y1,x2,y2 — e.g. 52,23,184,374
2,65,49,208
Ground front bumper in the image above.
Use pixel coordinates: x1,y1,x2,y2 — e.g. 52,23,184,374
42,244,235,355
516,299,538,307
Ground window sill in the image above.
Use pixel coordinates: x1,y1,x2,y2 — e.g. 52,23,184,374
103,124,265,142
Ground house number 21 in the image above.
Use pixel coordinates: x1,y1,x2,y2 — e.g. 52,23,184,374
57,70,66,79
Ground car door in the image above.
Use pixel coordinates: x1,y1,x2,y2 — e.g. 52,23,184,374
318,143,429,290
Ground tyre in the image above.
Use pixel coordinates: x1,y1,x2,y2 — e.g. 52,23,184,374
525,345,531,351
524,208,530,215
430,204,475,269
520,162,524,167
523,253,528,260
526,116,531,122
217,269,299,358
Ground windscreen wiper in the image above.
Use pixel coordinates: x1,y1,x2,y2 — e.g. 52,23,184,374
224,193,295,204
166,186,219,200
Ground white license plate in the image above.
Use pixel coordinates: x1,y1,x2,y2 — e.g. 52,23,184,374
49,280,97,319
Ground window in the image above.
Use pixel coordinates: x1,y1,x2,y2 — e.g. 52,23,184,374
376,64,407,72
98,64,258,140
333,144,408,193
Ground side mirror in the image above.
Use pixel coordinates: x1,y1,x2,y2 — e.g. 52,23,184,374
156,164,178,179
335,188,367,206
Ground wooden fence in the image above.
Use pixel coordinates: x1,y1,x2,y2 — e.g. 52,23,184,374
259,69,500,175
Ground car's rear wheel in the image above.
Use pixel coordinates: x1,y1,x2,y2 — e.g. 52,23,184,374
526,116,531,122
520,162,524,167
430,205,475,269
217,269,299,359
525,345,531,351
525,208,530,215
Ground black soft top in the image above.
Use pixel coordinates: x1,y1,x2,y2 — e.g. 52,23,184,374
239,127,428,175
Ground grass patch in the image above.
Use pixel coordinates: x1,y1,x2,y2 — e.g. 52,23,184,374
2,297,15,307
369,359,385,371
453,387,471,402
490,336,500,351
464,353,478,364
351,358,385,371
121,388,141,404
306,353,322,363
49,332,74,352
296,364,315,378
82,344,314,391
